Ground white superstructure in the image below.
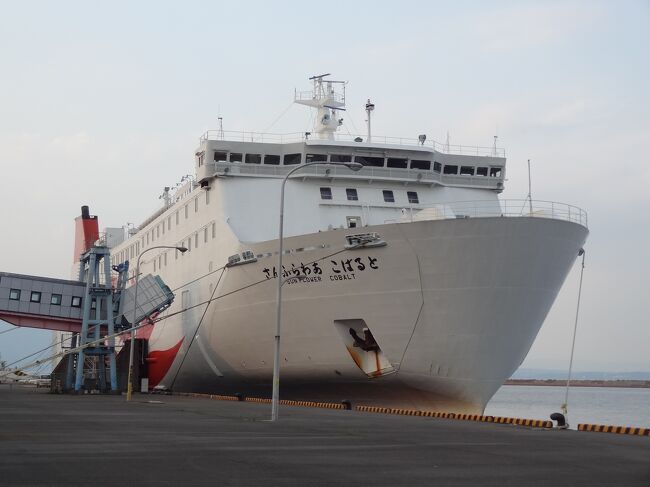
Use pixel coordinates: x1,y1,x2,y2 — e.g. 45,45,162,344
108,76,588,412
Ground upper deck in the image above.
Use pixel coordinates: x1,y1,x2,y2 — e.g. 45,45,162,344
196,130,507,192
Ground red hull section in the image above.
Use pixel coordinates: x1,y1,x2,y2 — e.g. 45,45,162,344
145,338,184,389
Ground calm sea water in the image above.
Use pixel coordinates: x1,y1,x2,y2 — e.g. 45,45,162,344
485,385,650,429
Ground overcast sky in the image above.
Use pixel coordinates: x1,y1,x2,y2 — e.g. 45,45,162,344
1,0,648,374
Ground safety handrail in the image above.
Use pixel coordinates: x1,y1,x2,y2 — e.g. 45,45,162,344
200,130,505,157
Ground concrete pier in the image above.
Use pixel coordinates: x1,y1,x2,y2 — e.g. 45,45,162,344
0,384,648,486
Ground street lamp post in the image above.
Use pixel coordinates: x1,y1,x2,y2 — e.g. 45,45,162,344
271,160,362,421
126,245,187,402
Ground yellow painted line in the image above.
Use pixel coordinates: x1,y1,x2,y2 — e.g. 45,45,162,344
578,424,649,436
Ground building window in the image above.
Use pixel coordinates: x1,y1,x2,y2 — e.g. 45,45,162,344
320,187,332,200
30,291,41,303
184,205,189,219
164,253,168,266
476,167,488,176
51,294,62,305
151,229,155,242
306,154,327,163
195,198,199,213
157,226,160,238
383,190,395,203
443,165,458,175
188,238,192,251
9,289,21,300
331,154,351,162
490,167,502,177
204,228,208,243
153,259,156,272
230,152,243,163
407,191,419,204
158,256,162,269
195,233,199,248
346,188,358,201
162,222,165,235
214,151,227,162
264,154,280,165
411,160,431,170
355,155,384,167
205,190,210,205
168,216,172,230
283,153,301,165
245,153,261,164
433,162,442,173
387,158,407,169
212,222,216,239
175,211,179,225
71,296,82,308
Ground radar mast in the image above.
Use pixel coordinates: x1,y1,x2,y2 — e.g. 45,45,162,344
294,73,346,140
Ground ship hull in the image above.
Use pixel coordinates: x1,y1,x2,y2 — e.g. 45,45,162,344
153,216,588,413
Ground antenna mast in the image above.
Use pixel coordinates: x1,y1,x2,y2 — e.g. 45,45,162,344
365,99,375,143
294,74,346,140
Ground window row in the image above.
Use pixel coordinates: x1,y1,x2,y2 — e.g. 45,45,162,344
211,150,502,177
9,289,81,307
320,187,420,204
114,191,212,266
150,222,217,272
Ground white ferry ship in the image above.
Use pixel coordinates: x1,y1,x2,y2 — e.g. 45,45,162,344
107,75,588,413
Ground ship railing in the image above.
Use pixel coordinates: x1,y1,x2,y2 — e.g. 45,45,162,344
386,200,588,227
200,130,505,157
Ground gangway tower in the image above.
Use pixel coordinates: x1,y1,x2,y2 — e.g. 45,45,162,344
73,245,120,393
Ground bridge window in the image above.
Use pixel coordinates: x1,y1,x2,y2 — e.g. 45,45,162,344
331,154,352,162
9,289,20,300
230,152,242,163
387,158,407,169
51,294,62,306
320,187,332,200
30,291,41,303
71,296,82,308
283,153,301,165
476,167,488,176
355,156,384,167
490,167,502,177
443,165,458,175
411,160,431,170
245,154,261,164
407,191,419,204
306,154,327,163
346,188,358,201
383,190,395,203
214,151,227,162
433,161,441,173
460,166,475,176
264,155,280,165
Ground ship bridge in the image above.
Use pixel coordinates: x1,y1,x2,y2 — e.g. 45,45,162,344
196,130,507,193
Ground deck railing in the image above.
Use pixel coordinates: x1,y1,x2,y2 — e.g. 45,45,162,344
390,200,588,228
200,130,505,157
